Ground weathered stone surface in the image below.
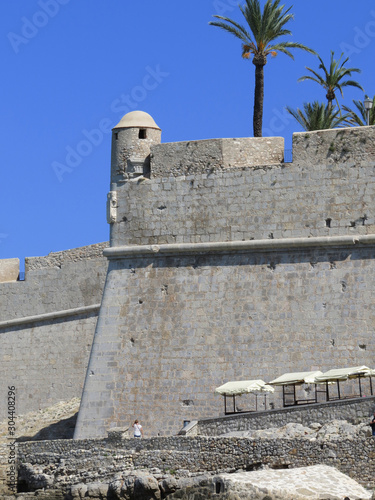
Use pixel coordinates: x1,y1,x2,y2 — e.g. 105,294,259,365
0,258,19,283
16,465,373,500
0,243,108,426
293,126,375,166
75,123,375,440
150,137,284,178
197,398,375,437
18,463,54,491
71,483,111,499
16,407,375,490
218,465,372,500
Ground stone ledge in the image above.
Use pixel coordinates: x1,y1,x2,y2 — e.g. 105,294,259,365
0,304,100,329
104,234,375,259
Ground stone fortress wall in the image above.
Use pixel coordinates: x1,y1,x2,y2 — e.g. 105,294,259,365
1,110,375,441
113,127,375,247
73,112,375,440
16,398,375,490
0,243,108,420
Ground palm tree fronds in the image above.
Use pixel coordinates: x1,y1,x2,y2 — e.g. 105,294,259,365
209,16,252,44
342,95,375,127
286,101,349,131
299,51,363,110
209,0,316,137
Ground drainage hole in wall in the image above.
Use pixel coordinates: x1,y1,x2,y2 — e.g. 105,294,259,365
181,400,194,407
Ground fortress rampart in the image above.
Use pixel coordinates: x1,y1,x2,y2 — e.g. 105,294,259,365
73,113,375,439
1,109,375,441
112,126,375,248
0,243,108,419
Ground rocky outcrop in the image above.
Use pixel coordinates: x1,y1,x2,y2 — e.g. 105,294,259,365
16,466,372,500
13,419,375,499
167,465,372,500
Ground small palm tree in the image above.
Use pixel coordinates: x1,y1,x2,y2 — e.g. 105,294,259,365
286,101,349,131
210,0,316,137
343,96,375,126
298,51,363,111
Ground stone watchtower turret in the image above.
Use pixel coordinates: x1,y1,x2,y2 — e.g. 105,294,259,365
107,110,162,230
110,110,161,183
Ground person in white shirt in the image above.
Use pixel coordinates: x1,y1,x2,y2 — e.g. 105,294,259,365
133,419,144,438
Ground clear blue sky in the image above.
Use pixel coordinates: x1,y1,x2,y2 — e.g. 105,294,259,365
1,1,375,267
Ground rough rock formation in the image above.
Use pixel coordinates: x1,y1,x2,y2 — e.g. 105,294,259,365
17,466,373,499
0,398,80,443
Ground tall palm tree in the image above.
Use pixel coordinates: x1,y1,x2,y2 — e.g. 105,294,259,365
298,51,363,111
209,0,316,137
343,96,375,126
286,101,349,131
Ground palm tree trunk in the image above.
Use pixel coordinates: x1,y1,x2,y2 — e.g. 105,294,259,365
253,62,265,137
326,90,335,113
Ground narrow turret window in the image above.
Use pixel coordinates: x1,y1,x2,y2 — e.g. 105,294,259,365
139,129,147,139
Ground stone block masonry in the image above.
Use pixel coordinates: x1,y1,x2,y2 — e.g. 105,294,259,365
292,126,375,166
75,121,375,439
0,243,108,420
75,245,375,438
150,137,284,177
193,397,375,436
16,399,375,489
111,128,375,249
0,242,108,320
0,258,19,283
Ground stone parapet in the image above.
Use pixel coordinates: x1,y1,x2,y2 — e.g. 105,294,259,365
25,242,108,272
150,137,284,177
292,125,375,165
110,137,375,247
0,259,19,283
0,244,108,321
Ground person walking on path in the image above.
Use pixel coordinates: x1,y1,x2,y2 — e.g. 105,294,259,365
369,412,375,436
133,419,144,438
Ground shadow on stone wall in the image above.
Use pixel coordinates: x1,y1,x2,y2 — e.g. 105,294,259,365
16,413,78,442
